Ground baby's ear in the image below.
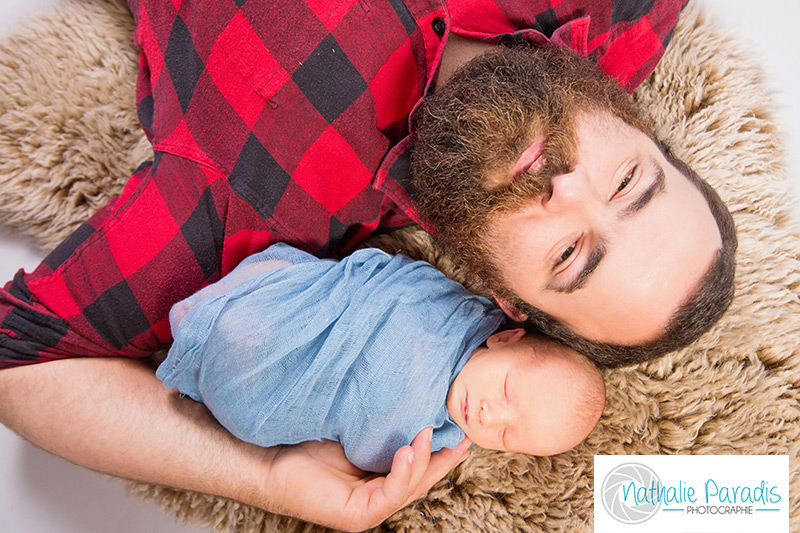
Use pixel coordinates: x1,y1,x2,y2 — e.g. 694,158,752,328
488,290,529,322
486,328,526,348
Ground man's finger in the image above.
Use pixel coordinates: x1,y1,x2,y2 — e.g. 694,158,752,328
352,434,469,530
405,426,433,497
378,443,415,510
406,437,471,503
362,428,433,522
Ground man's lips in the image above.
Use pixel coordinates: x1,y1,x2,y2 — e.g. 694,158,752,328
511,137,547,179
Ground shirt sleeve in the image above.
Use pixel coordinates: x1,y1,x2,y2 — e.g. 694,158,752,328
0,153,233,368
0,0,279,368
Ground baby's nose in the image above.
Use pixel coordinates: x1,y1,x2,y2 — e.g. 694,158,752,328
478,400,513,428
479,400,503,427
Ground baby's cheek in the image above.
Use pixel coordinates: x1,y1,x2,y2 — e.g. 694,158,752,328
464,428,492,450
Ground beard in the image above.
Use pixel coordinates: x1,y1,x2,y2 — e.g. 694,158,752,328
410,44,652,296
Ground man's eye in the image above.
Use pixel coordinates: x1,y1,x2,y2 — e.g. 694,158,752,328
558,244,576,265
503,375,508,402
616,169,635,193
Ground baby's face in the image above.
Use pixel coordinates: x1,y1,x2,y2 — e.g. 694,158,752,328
447,329,604,455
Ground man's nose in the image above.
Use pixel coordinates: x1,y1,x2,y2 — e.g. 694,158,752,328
541,164,595,212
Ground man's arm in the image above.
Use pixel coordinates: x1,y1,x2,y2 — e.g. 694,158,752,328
0,357,469,531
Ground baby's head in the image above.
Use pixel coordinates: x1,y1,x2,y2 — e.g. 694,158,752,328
447,328,605,455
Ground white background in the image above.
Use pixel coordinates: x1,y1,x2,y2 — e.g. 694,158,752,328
1,1,799,532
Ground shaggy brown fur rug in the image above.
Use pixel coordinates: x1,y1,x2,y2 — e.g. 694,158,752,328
1,0,798,531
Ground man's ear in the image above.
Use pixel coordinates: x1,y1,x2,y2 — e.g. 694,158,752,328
489,290,529,322
486,327,526,348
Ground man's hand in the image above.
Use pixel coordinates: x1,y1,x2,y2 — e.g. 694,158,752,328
262,429,471,532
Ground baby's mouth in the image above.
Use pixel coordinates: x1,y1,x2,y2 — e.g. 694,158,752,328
464,392,469,423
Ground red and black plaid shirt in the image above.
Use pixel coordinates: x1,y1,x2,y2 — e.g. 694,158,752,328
0,0,687,367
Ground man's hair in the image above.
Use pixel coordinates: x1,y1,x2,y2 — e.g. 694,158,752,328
411,45,737,368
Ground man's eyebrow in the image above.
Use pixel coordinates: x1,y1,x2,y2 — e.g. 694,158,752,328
549,239,607,294
620,158,666,219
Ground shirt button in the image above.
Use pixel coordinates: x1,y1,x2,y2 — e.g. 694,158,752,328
432,17,446,38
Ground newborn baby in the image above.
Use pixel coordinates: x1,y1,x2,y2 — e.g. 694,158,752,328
157,243,605,472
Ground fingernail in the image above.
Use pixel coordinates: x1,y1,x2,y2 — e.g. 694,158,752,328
426,427,433,442
408,451,414,465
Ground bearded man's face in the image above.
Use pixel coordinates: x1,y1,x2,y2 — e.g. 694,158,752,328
412,46,732,363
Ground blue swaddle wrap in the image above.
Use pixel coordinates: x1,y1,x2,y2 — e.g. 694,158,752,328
157,243,505,472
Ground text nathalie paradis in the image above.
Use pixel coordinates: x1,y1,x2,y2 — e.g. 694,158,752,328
622,477,780,514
